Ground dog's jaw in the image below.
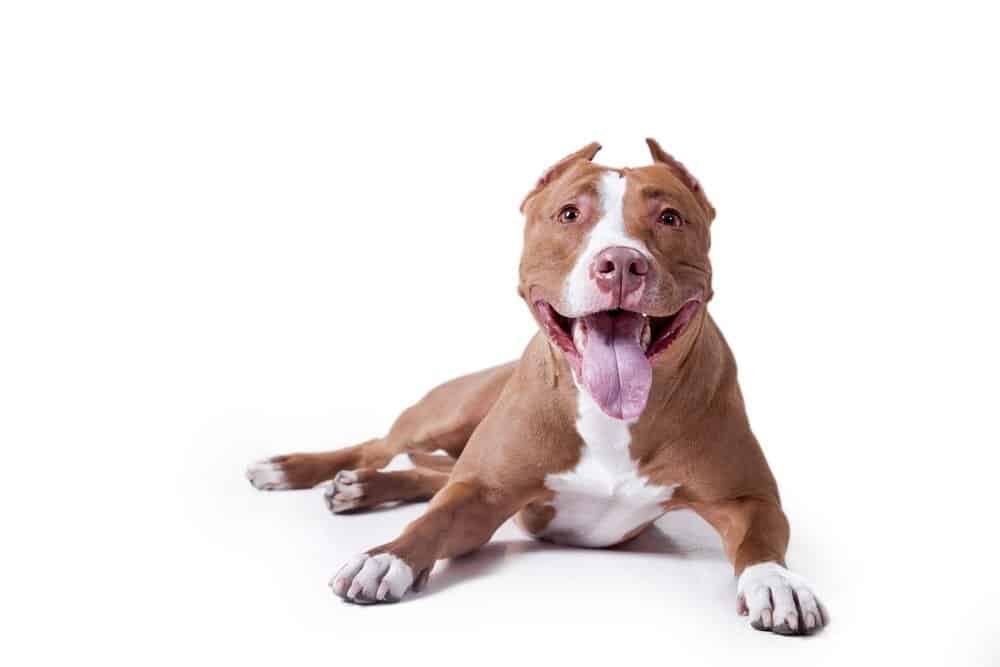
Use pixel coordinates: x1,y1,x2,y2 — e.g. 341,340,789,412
534,297,703,420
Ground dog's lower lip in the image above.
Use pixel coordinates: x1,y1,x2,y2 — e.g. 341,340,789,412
644,298,702,358
535,299,702,359
535,301,579,360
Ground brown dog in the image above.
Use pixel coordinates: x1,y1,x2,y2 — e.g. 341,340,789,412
247,140,826,635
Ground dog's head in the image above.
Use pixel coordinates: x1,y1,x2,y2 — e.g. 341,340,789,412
518,139,715,421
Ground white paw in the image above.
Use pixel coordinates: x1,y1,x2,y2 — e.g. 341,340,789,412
737,562,827,635
246,460,290,491
322,470,365,513
329,553,415,604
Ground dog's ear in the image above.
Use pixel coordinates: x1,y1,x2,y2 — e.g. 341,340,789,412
645,138,716,222
520,142,602,213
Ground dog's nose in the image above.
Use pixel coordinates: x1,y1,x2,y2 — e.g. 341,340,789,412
591,246,648,296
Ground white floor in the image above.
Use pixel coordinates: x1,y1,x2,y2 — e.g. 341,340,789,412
140,414,993,666
8,403,997,667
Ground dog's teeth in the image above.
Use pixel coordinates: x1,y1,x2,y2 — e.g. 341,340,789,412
573,319,587,351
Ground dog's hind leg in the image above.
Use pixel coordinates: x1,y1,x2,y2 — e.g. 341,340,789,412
245,439,388,491
246,362,515,491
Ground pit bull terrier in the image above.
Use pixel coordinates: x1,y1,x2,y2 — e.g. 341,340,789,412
247,140,827,635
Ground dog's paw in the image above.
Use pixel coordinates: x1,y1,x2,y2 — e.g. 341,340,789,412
246,459,292,491
737,562,827,635
322,470,367,513
246,454,334,490
329,553,418,604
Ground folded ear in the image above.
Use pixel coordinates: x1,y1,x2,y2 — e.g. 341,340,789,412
520,142,602,213
645,138,715,221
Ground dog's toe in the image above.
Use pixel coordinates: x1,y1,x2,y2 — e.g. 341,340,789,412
330,553,415,603
322,470,368,513
246,459,291,491
738,562,827,636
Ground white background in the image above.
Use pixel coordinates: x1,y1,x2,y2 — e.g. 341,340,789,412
2,1,998,665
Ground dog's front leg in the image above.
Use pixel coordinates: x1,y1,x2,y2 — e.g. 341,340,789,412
330,479,525,604
696,498,828,635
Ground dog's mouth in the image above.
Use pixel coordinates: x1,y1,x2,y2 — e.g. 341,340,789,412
535,298,702,420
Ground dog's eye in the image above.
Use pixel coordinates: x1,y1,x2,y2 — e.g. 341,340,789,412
559,205,581,223
657,208,684,227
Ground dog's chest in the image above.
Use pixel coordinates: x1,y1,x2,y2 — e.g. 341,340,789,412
539,391,677,548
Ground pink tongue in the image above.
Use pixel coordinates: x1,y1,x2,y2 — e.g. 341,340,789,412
575,312,651,420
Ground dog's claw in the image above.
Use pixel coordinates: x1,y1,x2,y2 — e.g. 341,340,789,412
330,553,417,604
322,470,367,513
738,562,826,636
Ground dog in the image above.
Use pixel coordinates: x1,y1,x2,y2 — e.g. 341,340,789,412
247,139,827,635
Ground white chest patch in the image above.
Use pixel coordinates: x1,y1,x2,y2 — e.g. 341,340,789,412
539,388,677,547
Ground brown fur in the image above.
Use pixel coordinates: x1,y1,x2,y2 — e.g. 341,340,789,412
251,140,811,632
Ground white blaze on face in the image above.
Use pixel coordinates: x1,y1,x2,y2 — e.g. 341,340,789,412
563,170,652,316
